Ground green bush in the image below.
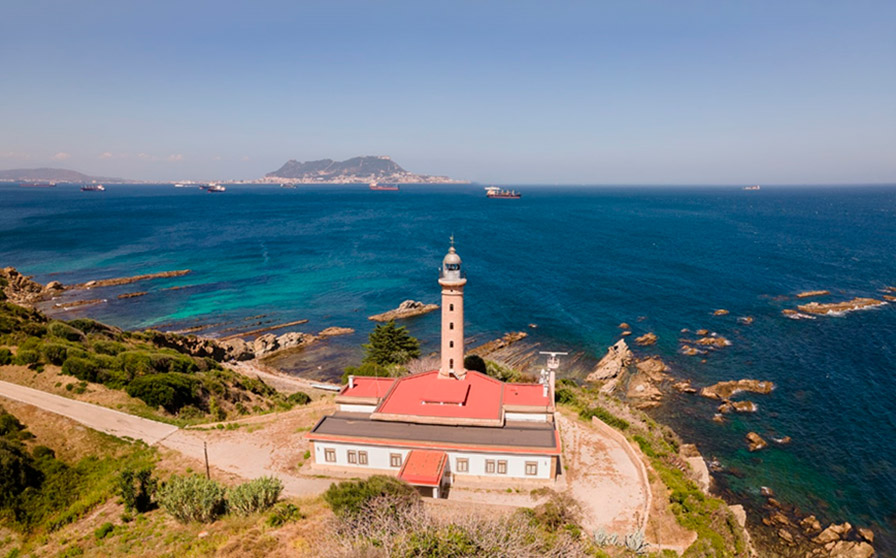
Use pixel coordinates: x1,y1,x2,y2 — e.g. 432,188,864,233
125,373,199,413
0,348,12,365
21,323,47,337
324,475,419,518
554,387,578,405
67,319,112,336
157,475,226,523
61,357,99,382
362,320,420,366
93,522,114,540
41,343,69,366
463,355,487,374
341,362,392,383
118,467,157,513
579,405,630,431
47,321,85,342
286,391,311,406
117,351,154,377
265,502,304,527
92,340,125,356
13,349,40,366
227,476,283,516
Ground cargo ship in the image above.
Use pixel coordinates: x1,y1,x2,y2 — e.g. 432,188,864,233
80,185,105,192
369,182,400,191
743,185,761,191
207,184,226,193
485,186,521,199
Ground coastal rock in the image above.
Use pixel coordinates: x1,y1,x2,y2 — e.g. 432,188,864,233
700,379,775,400
883,295,896,302
621,330,631,336
636,357,669,381
45,280,64,291
796,290,831,298
218,338,254,361
1,267,53,305
777,529,795,544
694,335,732,348
253,334,279,356
857,528,874,544
712,413,725,423
746,432,767,452
680,345,704,356
813,523,851,545
73,269,191,289
696,328,709,336
773,436,792,445
797,297,886,316
673,380,697,393
368,300,438,322
275,331,314,351
117,291,147,299
586,339,633,382
718,400,757,414
618,322,630,330
737,316,754,325
635,332,657,346
800,515,822,533
827,541,874,558
782,308,816,320
318,326,355,338
467,331,528,357
760,486,775,497
713,309,729,316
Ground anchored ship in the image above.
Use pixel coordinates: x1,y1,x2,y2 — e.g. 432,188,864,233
80,185,105,192
369,182,400,191
485,186,521,199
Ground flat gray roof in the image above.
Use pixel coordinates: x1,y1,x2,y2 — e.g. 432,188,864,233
311,412,557,450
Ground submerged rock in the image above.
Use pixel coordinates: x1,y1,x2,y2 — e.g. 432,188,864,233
796,289,831,298
797,297,886,316
718,400,757,414
636,357,669,381
737,316,754,325
713,309,729,316
586,339,632,382
673,380,697,393
318,326,355,338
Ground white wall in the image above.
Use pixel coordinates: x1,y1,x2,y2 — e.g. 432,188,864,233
313,441,553,480
338,404,377,413
505,412,549,422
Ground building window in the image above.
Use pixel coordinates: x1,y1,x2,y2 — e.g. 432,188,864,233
497,460,507,475
456,458,468,473
324,448,336,463
390,453,403,468
525,461,538,476
347,450,357,464
449,322,454,330
359,451,368,465
485,460,496,474
449,340,454,348
450,303,454,311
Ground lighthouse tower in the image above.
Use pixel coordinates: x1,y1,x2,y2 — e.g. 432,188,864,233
438,238,467,379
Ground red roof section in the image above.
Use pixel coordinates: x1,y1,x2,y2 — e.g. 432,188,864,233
398,450,447,486
375,370,503,421
340,377,396,399
503,383,552,408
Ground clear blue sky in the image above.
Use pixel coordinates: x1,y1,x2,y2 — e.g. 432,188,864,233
1,1,894,184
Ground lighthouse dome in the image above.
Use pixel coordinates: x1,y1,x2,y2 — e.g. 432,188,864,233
443,246,461,266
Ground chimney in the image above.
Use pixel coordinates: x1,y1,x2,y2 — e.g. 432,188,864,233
348,375,354,389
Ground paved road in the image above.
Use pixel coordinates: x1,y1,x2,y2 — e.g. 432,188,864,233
0,380,179,445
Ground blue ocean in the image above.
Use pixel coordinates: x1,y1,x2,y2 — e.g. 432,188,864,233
2,183,894,553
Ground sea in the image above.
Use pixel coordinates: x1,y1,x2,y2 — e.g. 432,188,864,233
1,183,894,554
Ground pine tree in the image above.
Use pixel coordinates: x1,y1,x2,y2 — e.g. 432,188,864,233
362,321,421,366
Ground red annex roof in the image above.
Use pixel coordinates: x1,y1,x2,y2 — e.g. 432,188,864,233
503,383,552,408
398,449,448,486
375,370,504,422
340,376,396,399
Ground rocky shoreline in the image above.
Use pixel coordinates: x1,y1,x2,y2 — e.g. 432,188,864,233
368,299,438,321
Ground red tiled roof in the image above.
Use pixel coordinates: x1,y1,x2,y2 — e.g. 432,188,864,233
398,449,447,486
340,377,396,399
503,383,552,408
374,370,503,422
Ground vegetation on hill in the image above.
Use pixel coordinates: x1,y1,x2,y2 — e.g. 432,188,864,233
342,320,421,382
0,300,309,423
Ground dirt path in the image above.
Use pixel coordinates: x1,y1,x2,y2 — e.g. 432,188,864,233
0,380,179,445
558,413,650,535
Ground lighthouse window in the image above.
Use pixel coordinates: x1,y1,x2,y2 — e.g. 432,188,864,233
449,358,454,369
449,341,454,348
450,322,454,330
450,304,454,311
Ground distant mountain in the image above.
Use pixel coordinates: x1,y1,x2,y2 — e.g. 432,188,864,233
265,156,467,184
0,167,130,183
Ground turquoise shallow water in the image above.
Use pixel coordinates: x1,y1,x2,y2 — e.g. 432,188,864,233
1,183,895,553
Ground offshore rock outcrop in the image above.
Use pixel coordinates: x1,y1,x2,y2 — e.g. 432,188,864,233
1,267,64,305
700,379,775,400
74,269,191,289
368,300,438,322
796,297,886,316
586,339,633,382
634,332,657,346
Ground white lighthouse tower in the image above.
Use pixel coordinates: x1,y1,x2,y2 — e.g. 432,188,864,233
438,237,467,379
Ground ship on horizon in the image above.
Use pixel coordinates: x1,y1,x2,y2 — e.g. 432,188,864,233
485,186,521,199
80,184,105,192
369,181,400,191
743,185,761,191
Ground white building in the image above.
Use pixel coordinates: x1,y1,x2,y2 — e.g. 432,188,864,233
307,241,560,497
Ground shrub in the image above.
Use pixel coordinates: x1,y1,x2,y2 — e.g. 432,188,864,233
0,348,11,365
324,475,420,518
32,445,56,461
47,321,85,342
554,387,578,405
119,467,157,513
13,349,40,366
117,351,154,376
61,356,99,382
362,320,420,366
93,522,114,540
157,475,226,523
463,355,487,374
92,340,125,356
265,502,304,527
41,343,69,365
67,319,112,336
286,391,311,406
579,405,630,431
125,373,199,413
21,323,47,338
341,362,393,383
227,476,283,516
